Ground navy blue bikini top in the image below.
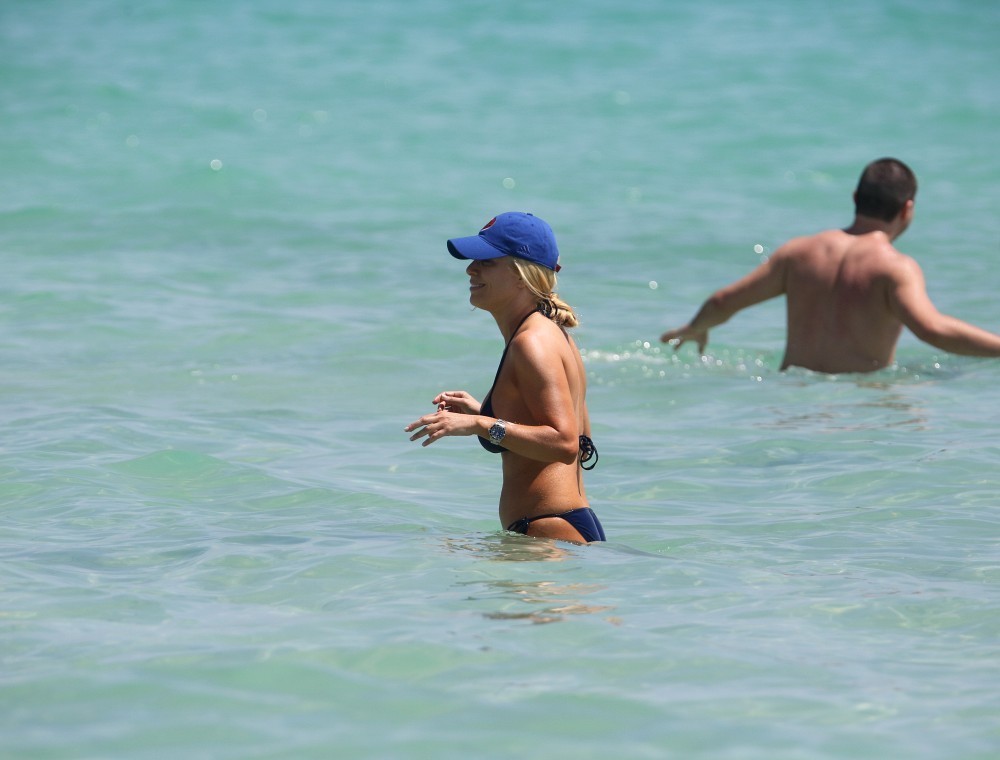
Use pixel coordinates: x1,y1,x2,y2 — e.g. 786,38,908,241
478,309,599,470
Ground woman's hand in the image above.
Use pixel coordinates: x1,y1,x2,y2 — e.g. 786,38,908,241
405,410,482,447
432,390,481,415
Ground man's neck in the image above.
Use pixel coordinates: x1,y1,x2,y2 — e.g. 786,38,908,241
844,214,902,241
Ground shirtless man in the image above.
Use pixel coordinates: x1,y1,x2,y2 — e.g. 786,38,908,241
660,158,1000,374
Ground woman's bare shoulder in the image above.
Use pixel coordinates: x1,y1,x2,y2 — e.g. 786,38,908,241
509,317,573,362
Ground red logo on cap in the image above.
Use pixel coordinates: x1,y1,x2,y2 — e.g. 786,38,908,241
480,217,497,232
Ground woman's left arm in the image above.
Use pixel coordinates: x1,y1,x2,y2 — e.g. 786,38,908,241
495,331,580,465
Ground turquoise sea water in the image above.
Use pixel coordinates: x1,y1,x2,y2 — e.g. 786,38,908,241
2,1,999,758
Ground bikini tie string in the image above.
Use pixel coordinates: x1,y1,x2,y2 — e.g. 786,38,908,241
579,435,598,470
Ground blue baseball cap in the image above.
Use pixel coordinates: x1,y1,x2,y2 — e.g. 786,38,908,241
447,212,561,272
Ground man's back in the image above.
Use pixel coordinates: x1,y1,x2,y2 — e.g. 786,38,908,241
661,158,1000,373
780,229,906,373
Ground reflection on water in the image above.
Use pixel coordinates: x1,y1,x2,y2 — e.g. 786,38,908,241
442,534,617,625
444,533,571,562
760,390,928,432
475,579,614,625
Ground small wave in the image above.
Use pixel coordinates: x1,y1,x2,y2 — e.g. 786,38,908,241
584,340,781,385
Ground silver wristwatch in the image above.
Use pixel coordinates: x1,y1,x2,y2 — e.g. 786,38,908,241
488,419,507,446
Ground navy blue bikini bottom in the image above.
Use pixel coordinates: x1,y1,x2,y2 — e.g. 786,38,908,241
506,507,606,543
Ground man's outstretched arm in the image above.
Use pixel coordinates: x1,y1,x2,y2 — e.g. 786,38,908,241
890,256,1000,357
660,254,787,352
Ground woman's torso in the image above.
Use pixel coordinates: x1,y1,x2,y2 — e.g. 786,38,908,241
483,313,591,528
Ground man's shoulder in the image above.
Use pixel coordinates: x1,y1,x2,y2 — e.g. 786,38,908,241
775,228,921,285
840,236,923,290
849,233,915,268
776,228,846,255
772,229,849,268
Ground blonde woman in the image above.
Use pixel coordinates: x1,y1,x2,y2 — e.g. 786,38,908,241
406,212,604,544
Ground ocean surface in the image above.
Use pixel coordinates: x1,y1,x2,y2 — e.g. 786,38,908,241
2,1,999,758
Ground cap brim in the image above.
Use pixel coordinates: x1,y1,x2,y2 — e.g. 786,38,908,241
447,234,507,262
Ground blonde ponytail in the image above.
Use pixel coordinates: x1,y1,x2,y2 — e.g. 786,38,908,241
509,258,580,328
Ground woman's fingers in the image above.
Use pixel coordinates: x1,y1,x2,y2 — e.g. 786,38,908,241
405,412,442,444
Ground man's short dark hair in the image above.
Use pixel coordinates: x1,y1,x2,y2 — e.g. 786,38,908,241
854,158,918,221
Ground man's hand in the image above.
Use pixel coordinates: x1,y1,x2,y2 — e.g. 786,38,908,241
660,325,709,353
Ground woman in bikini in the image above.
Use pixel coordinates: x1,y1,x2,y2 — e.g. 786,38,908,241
405,212,605,544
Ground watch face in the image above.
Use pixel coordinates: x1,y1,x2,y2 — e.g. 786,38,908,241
489,420,505,443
